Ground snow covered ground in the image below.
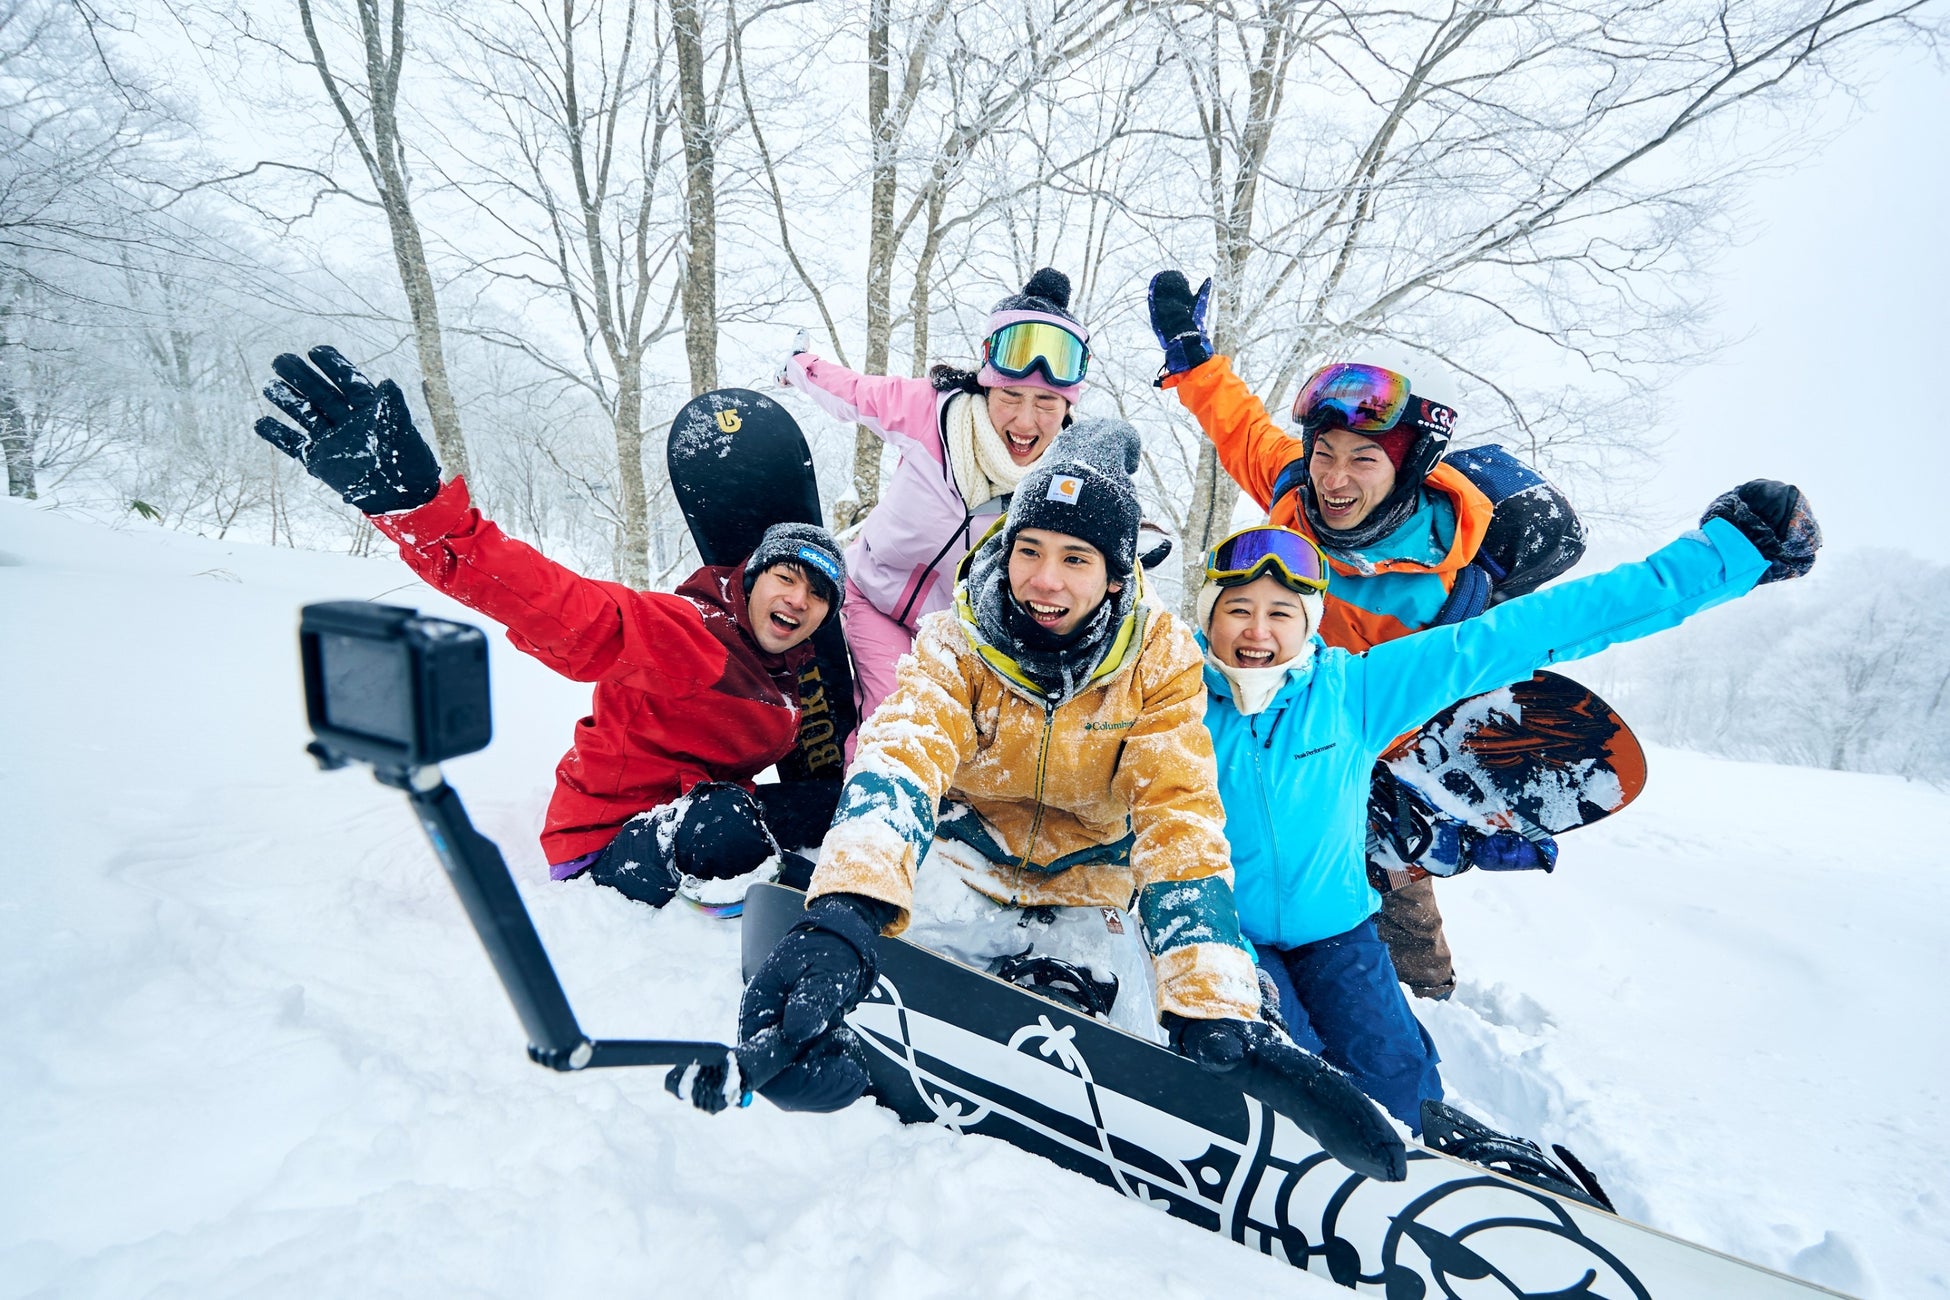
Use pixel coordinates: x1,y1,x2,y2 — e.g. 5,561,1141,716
3,496,1945,1298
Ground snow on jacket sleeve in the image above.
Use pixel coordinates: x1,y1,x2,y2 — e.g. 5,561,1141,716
1353,518,1771,751
807,614,980,930
784,354,946,464
1161,355,1303,513
370,476,726,697
1117,619,1263,1023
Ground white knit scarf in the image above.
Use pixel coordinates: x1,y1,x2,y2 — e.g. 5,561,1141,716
944,392,1030,509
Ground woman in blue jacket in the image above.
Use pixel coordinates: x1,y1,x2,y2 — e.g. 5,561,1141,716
1196,481,1821,1133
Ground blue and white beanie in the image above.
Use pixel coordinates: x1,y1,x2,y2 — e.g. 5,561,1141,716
742,522,846,609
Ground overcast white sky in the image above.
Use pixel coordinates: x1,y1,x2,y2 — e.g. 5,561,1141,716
1629,49,1949,558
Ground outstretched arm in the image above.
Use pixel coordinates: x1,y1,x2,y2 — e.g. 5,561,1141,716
1160,354,1302,512
1353,485,1817,750
371,479,725,694
782,352,946,464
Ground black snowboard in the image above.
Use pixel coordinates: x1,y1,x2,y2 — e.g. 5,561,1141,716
667,389,856,781
741,883,1844,1297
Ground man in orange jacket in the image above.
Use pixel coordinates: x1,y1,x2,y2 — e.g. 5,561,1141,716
1147,272,1588,998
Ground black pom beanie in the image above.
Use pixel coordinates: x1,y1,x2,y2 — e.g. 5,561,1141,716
742,522,846,609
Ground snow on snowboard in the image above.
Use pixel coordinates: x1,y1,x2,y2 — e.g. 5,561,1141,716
1371,671,1647,879
742,882,1846,1297
667,388,856,780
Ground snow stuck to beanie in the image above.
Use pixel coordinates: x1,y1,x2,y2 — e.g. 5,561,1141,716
1003,418,1143,576
742,522,846,609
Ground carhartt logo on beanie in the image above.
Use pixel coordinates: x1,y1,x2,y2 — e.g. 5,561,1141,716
1004,419,1143,575
742,522,846,608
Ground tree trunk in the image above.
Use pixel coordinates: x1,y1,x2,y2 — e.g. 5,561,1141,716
673,0,718,396
0,299,33,499
298,0,471,481
612,364,650,587
841,0,897,531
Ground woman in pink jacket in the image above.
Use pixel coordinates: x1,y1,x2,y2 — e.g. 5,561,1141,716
782,269,1091,746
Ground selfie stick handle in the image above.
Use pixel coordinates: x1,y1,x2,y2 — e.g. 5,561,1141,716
398,767,731,1073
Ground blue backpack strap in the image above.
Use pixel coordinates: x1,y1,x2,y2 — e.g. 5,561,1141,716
1271,456,1309,511
1429,561,1492,627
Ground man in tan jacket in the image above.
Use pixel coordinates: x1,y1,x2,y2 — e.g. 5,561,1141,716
702,420,1401,1180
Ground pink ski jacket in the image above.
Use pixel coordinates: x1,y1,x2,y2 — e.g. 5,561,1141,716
785,355,1004,628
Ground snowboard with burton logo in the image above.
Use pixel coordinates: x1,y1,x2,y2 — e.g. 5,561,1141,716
741,883,1844,1297
667,389,856,782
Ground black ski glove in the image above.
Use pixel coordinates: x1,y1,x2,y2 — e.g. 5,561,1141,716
720,892,894,1113
1700,479,1821,584
1167,1013,1407,1182
255,346,442,515
1147,271,1213,380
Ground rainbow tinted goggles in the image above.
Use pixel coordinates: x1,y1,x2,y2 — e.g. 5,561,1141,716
1291,362,1412,432
1204,526,1330,593
983,319,1090,388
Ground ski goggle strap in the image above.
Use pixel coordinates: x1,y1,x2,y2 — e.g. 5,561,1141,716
1291,362,1411,432
1204,526,1329,592
983,320,1090,388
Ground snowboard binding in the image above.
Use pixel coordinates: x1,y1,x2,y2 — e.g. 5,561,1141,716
993,953,1121,1020
1420,1099,1615,1212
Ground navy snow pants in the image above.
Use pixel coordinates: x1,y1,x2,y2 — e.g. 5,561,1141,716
1258,918,1443,1134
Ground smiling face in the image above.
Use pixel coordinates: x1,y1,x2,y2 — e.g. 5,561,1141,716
986,386,1069,466
746,563,830,654
1007,527,1120,639
1205,575,1314,668
1307,428,1400,530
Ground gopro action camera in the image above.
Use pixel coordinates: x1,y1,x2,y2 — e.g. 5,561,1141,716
300,601,492,771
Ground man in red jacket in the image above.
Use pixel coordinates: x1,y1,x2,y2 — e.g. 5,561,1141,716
256,346,846,913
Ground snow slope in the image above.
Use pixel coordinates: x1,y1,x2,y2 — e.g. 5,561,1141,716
2,497,1945,1298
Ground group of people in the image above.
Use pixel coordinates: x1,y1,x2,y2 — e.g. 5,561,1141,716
254,266,1820,1174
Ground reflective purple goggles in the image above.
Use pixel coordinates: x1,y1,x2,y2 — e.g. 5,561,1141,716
1205,526,1330,592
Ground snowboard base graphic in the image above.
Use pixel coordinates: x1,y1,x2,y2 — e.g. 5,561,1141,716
743,883,1846,1297
666,389,855,781
1372,670,1648,878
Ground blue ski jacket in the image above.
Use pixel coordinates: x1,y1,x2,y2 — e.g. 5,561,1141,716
1206,518,1770,950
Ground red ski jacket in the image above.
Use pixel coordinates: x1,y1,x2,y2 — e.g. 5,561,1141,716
371,477,811,864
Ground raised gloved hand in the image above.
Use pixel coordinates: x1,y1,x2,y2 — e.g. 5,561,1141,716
1701,479,1821,584
1147,271,1213,378
775,328,811,387
1168,1013,1407,1181
254,346,441,515
713,892,891,1113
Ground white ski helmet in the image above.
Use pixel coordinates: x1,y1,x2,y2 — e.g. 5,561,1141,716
1293,345,1462,501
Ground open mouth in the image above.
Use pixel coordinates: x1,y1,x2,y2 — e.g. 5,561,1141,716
768,610,802,635
1006,431,1040,457
1320,492,1359,518
1233,647,1276,667
1024,599,1069,627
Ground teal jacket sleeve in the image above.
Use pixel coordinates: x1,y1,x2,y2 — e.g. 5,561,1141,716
1354,518,1770,751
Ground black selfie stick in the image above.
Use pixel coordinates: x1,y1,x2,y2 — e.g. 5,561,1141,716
300,601,736,1079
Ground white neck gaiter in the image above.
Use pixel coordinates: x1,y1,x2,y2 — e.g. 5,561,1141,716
1204,640,1316,716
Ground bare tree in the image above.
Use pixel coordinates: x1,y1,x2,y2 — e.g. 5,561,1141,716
437,0,688,586
292,0,472,479
1115,0,1938,613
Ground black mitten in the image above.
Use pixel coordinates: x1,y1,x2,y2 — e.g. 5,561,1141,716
1700,479,1821,584
721,893,893,1113
255,345,441,514
1168,1013,1407,1181
1147,271,1213,378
